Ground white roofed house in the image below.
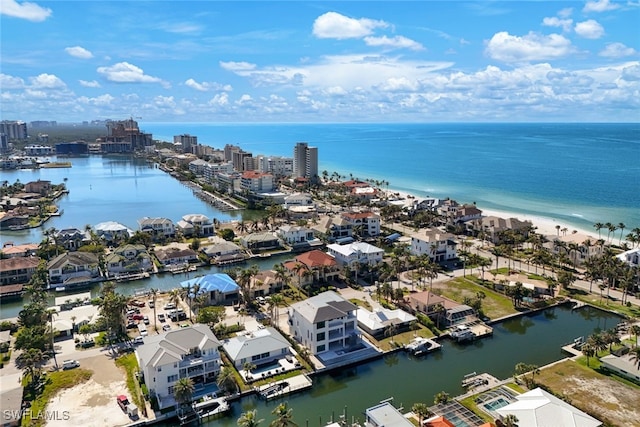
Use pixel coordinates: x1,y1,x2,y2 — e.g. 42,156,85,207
221,326,292,381
179,213,215,237
326,242,384,268
616,247,640,267
94,221,133,244
277,225,318,249
288,290,361,356
410,228,457,263
496,387,602,427
356,307,416,340
135,324,223,410
283,193,314,208
137,217,175,241
201,239,246,265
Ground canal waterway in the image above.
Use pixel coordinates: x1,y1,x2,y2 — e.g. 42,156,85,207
182,305,622,425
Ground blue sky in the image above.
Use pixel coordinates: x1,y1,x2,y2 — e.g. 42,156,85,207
1,0,638,122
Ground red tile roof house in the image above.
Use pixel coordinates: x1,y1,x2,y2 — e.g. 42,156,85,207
283,250,340,287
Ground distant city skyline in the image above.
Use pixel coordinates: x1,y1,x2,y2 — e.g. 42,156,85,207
1,0,639,123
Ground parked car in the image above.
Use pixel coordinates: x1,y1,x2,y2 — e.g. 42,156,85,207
132,314,144,321
62,360,80,370
143,315,149,325
133,336,144,345
157,313,165,322
117,395,130,412
126,322,138,329
130,300,145,308
256,296,266,305
164,302,176,310
162,324,171,331
148,301,155,308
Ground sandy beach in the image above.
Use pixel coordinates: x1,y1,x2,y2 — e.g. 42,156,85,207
386,189,601,241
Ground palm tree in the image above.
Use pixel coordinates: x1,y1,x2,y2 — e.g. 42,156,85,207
593,222,603,238
47,309,59,370
217,366,238,394
238,410,263,427
618,222,626,245
630,324,640,347
168,288,181,308
173,377,195,407
270,402,297,427
243,361,256,380
629,346,640,370
581,343,596,367
411,402,431,425
433,391,450,405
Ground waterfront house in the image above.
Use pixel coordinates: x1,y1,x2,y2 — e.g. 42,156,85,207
47,252,101,289
54,228,91,251
0,212,29,230
221,327,291,375
137,217,175,240
0,256,40,298
543,233,602,267
179,213,214,237
496,387,602,427
341,211,381,237
180,273,240,305
317,215,353,241
288,290,361,355
356,307,416,339
24,179,51,195
94,221,133,244
365,401,414,427
239,232,282,252
201,240,246,265
104,244,152,277
471,215,534,244
405,291,461,325
283,250,340,287
154,245,198,267
135,324,222,410
326,241,384,268
0,243,38,258
277,225,316,246
410,228,458,262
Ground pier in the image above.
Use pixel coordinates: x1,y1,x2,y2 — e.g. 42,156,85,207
257,374,313,400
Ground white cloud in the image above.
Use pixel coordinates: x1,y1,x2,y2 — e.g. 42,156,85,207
65,46,93,59
599,42,638,58
485,31,575,62
312,11,388,39
574,20,605,39
324,86,348,96
583,0,619,13
185,78,210,92
79,80,101,88
0,0,52,22
0,73,25,89
558,8,573,18
208,93,229,106
542,17,573,32
184,78,232,92
96,62,163,84
364,35,424,51
220,61,256,72
157,22,202,34
30,73,66,88
153,95,176,108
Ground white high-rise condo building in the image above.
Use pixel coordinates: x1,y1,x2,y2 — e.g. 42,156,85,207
293,142,318,181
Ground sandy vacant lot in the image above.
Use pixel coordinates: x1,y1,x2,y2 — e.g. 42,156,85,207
536,360,640,427
45,355,131,427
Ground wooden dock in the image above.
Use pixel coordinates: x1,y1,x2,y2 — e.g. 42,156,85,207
257,374,312,400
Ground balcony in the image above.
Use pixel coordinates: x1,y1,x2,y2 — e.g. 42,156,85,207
328,328,344,340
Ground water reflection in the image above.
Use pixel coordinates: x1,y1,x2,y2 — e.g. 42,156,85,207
500,315,535,335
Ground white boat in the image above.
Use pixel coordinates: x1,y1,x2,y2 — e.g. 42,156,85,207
405,337,442,355
192,395,229,419
450,325,475,342
55,286,66,292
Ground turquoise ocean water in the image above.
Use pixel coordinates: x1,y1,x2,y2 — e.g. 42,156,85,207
146,122,640,232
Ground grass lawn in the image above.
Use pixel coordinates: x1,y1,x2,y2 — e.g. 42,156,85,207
23,369,92,426
438,277,518,320
115,354,144,412
564,287,640,319
535,359,640,427
370,325,435,352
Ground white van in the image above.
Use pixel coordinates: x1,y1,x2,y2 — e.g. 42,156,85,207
137,323,148,336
